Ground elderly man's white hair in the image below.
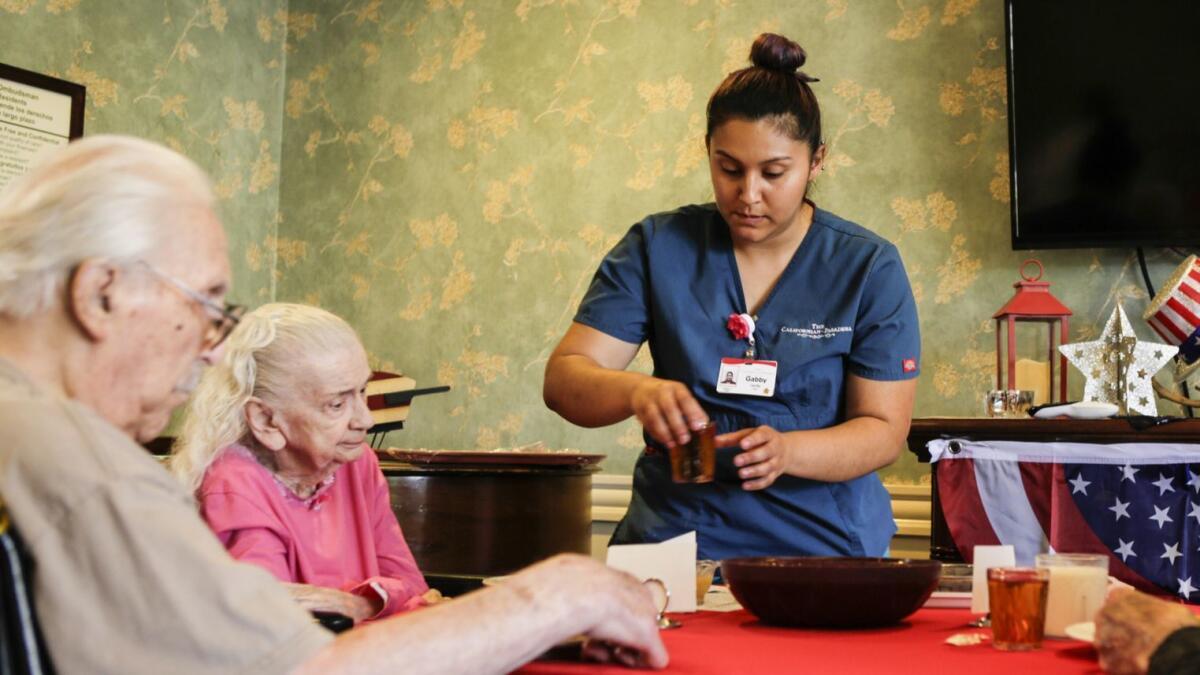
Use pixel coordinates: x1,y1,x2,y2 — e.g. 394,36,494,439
0,134,214,317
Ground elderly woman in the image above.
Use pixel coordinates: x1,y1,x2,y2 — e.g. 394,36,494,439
170,303,435,622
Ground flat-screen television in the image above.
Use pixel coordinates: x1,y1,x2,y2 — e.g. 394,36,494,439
1005,1,1200,250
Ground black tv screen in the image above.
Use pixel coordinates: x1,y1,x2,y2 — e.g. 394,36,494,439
1005,1,1200,249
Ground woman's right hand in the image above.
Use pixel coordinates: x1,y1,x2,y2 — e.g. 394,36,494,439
630,376,708,447
283,582,377,623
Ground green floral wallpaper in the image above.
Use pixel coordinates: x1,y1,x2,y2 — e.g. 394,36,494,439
0,0,288,302
2,1,1187,484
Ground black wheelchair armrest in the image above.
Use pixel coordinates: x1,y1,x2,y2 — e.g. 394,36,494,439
310,610,353,634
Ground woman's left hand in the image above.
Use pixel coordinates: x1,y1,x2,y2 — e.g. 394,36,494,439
717,426,791,491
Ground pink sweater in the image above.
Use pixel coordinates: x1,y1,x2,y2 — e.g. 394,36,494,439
198,444,429,619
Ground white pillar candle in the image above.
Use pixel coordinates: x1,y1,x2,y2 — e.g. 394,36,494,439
1016,358,1051,406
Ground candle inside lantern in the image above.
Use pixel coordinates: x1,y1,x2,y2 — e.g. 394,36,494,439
1016,358,1051,406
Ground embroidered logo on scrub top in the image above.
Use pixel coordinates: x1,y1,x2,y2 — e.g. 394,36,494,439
779,323,852,340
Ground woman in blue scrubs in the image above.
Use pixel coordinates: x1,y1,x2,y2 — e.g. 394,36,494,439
543,33,920,561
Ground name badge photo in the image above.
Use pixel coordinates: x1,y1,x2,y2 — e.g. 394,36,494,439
715,358,778,397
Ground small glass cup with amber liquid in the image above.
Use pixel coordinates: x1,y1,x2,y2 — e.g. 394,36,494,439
988,567,1050,650
695,560,719,605
668,422,716,483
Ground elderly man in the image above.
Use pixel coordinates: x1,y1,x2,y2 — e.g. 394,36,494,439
0,135,667,674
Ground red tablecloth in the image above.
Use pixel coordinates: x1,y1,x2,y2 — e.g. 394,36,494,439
516,608,1103,674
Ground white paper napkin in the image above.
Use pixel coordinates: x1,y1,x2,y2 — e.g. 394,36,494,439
971,545,1016,614
606,531,697,612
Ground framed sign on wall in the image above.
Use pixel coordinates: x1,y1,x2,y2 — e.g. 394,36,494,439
0,62,85,192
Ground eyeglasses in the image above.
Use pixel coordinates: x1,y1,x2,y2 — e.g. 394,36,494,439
136,262,245,350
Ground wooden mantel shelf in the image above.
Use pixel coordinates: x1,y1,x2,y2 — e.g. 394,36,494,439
908,417,1200,461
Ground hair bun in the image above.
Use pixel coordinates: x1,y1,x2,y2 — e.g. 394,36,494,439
750,33,807,73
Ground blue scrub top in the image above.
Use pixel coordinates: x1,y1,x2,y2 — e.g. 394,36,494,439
574,203,920,560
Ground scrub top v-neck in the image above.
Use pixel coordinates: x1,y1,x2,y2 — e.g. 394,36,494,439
726,214,808,332
574,202,921,560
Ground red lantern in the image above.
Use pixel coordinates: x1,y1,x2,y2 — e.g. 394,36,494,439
992,259,1072,403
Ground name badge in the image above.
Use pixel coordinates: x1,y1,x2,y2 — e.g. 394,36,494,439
715,358,778,397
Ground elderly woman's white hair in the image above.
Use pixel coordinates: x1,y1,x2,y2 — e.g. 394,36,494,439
170,303,365,495
0,134,214,317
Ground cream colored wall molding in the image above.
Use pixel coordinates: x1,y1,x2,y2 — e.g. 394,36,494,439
590,473,931,537
591,473,633,524
889,484,932,538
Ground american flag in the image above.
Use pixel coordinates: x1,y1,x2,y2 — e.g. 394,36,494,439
932,438,1200,602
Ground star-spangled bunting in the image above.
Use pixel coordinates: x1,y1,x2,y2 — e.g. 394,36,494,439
1060,304,1177,415
934,439,1200,603
1067,462,1200,600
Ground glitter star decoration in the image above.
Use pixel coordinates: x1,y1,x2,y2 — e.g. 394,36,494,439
1060,304,1178,416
